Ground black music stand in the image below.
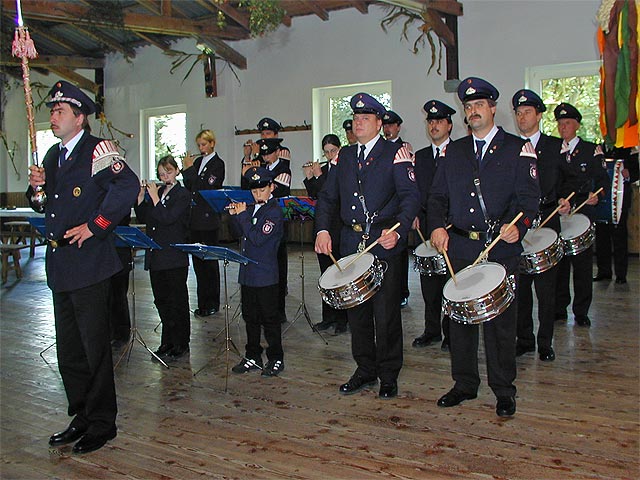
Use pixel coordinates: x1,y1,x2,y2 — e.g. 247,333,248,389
172,243,255,391
278,197,328,344
112,226,169,369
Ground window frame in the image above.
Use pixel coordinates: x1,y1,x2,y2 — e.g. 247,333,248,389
139,105,187,181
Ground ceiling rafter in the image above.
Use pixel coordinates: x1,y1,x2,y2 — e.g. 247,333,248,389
134,0,161,16
301,1,329,21
134,32,171,52
352,2,370,14
46,66,99,93
202,0,251,32
0,55,106,69
72,25,137,59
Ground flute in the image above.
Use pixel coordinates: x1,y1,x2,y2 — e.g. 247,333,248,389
224,200,266,211
302,160,328,168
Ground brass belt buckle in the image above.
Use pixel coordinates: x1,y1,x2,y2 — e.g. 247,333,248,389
352,224,363,232
469,231,479,241
50,240,59,248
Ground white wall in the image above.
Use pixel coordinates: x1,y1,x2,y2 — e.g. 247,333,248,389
1,1,601,193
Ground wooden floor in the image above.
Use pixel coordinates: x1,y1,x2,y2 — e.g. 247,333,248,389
1,246,638,479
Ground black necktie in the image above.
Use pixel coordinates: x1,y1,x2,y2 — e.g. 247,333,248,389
475,139,486,164
357,145,366,169
435,147,440,158
58,147,68,167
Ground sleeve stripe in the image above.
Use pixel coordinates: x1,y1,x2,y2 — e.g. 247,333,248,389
520,141,538,159
274,173,291,187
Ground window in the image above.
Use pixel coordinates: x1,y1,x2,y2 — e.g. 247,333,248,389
140,106,186,181
312,81,392,159
34,123,59,161
527,61,602,143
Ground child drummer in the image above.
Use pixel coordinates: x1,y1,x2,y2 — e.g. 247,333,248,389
228,167,286,377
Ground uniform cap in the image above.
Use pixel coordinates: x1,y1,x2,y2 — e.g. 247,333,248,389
382,110,403,125
423,100,456,119
256,137,283,155
512,89,546,112
554,103,582,122
243,166,274,189
257,117,282,132
457,77,499,102
45,80,96,115
350,92,387,117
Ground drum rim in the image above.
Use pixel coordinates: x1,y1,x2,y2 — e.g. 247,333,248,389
442,262,507,301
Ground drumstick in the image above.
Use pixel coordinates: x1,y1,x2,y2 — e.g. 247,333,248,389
570,187,604,217
535,192,576,232
416,227,428,245
328,252,343,272
342,222,401,270
472,212,524,266
442,249,457,286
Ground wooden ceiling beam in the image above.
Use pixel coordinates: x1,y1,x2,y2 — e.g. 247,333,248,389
0,55,105,69
428,0,463,17
46,67,99,93
301,1,329,21
423,8,455,47
203,0,251,31
72,25,137,59
161,0,171,16
2,0,248,40
196,35,247,70
26,24,91,55
135,32,171,52
352,2,370,14
134,0,161,16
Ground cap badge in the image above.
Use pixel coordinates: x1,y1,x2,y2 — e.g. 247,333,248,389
383,114,389,120
430,106,438,113
262,121,269,128
252,173,260,181
261,144,268,151
560,109,567,115
52,91,64,101
465,87,476,95
518,95,527,104
356,100,365,108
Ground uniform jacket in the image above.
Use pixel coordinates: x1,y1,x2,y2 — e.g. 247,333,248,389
315,136,420,259
532,134,564,232
233,197,284,287
427,127,540,260
303,163,330,198
266,158,292,198
414,144,446,226
27,132,139,292
182,153,225,230
134,182,191,271
557,138,609,221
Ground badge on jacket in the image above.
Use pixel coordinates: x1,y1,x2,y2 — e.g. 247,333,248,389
262,220,275,235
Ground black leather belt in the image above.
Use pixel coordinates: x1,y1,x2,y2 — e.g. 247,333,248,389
350,220,396,232
450,225,489,242
48,238,71,248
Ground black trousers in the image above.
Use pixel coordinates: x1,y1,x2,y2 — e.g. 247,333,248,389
400,247,410,300
317,252,347,326
448,256,519,398
190,229,221,311
150,266,191,348
595,221,629,279
419,273,449,340
52,279,117,436
516,266,557,350
241,284,283,362
556,247,593,318
347,254,403,383
277,238,288,318
108,248,131,341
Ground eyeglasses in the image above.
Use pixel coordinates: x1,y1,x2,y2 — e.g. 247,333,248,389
323,148,339,156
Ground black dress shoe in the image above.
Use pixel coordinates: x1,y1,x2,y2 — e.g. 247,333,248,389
72,429,117,454
167,345,189,358
412,333,442,348
496,396,516,417
538,347,555,361
615,277,627,284
153,344,173,357
575,315,591,327
400,297,409,308
593,274,612,282
437,388,477,407
339,375,377,395
555,312,568,322
49,425,87,446
379,382,398,399
515,344,535,357
313,320,336,331
333,323,348,335
440,339,450,352
195,308,217,317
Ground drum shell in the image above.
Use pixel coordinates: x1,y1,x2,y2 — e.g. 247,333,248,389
519,228,564,274
560,214,595,255
413,243,447,276
442,262,516,325
593,159,624,224
318,254,384,310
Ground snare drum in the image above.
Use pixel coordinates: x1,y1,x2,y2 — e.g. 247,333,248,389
560,213,595,255
318,252,384,310
442,262,515,325
413,242,447,275
519,227,564,274
593,159,623,224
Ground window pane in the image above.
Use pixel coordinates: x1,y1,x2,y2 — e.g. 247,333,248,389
149,112,186,173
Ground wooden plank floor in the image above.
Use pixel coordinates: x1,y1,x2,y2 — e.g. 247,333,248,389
1,246,638,479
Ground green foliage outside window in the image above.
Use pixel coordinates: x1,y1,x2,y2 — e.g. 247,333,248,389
541,75,603,144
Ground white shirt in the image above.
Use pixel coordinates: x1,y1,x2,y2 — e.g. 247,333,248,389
198,152,216,175
60,129,84,160
472,125,499,159
521,130,541,149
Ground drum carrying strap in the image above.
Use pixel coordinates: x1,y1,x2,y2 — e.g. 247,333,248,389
473,177,499,247
356,178,396,252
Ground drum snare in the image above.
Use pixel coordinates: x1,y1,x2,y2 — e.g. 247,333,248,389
318,252,384,310
560,213,595,255
413,242,447,276
442,262,515,325
520,227,564,274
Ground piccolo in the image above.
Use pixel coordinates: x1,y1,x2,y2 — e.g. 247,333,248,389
224,200,266,211
302,160,328,168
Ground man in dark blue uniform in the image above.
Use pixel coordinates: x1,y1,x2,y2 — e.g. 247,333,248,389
511,90,569,362
428,77,540,417
554,103,609,326
257,137,291,323
315,93,420,399
412,100,456,351
27,80,139,453
182,129,225,317
343,119,357,146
